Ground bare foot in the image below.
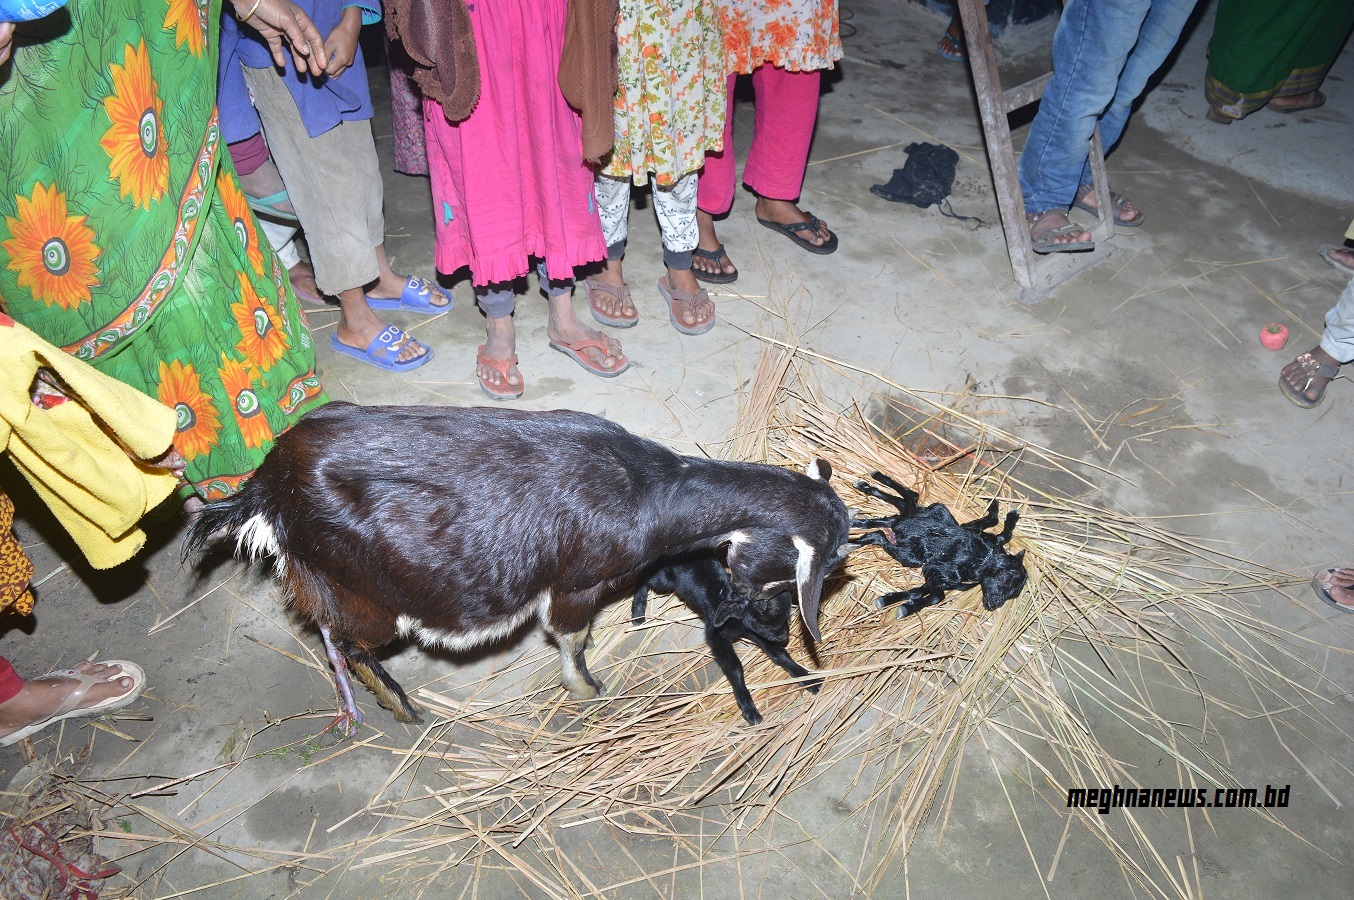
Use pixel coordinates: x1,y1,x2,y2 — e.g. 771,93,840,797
546,294,625,373
0,661,136,742
754,197,832,248
1279,346,1341,406
478,314,523,392
693,209,737,280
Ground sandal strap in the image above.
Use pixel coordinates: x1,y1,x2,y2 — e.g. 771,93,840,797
1295,352,1340,380
692,244,730,261
781,216,823,234
584,277,631,301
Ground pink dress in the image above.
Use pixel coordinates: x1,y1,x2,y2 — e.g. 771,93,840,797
422,0,606,286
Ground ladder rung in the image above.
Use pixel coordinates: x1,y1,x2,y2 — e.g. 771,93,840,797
1001,72,1053,114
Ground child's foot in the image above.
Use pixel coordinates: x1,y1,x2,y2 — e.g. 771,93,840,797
0,660,141,745
335,289,430,365
937,15,966,60
663,266,715,333
364,271,452,311
753,197,834,249
288,260,324,305
693,209,738,282
237,158,295,216
546,294,627,375
584,258,638,327
477,315,523,397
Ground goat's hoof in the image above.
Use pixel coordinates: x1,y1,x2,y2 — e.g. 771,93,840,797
803,677,824,695
740,709,764,726
565,680,604,701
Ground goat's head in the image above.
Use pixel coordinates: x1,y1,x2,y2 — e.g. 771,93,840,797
980,549,1027,610
723,459,853,643
710,586,795,644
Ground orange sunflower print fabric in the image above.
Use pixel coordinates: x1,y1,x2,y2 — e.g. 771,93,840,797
0,0,328,501
719,0,842,75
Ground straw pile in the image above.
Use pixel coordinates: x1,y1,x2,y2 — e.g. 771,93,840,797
263,340,1303,898
64,337,1325,898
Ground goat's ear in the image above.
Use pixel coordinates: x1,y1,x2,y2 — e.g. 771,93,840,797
805,458,832,482
711,597,743,628
792,536,829,643
1012,549,1027,562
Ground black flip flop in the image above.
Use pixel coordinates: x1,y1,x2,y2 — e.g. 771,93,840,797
1072,189,1145,228
691,244,738,284
757,214,839,255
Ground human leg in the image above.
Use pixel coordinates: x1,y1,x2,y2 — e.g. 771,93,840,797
0,659,145,746
540,262,629,377
476,285,524,400
1072,0,1198,219
744,65,834,250
586,175,638,326
1313,568,1354,612
1018,0,1152,217
654,172,715,333
1278,276,1354,406
694,73,739,282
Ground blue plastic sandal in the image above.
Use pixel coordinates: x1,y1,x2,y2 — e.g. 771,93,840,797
329,325,433,373
365,275,454,315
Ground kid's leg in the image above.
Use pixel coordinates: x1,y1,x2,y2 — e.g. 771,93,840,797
654,173,715,333
586,175,638,326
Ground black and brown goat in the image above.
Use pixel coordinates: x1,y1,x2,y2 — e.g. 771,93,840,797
185,403,851,733
852,472,1027,618
631,555,822,726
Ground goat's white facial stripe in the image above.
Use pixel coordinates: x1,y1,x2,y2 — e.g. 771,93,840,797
790,535,812,592
792,536,815,625
806,459,825,481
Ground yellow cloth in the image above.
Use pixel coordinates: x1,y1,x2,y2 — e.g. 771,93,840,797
1,317,179,569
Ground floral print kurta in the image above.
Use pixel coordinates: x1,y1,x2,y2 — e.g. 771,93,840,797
603,0,726,186
719,0,843,75
0,0,327,500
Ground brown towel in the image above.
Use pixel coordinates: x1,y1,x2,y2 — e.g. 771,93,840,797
558,0,619,164
385,0,481,123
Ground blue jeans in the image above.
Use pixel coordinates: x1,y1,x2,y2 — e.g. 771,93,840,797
1019,0,1198,215
1321,277,1354,364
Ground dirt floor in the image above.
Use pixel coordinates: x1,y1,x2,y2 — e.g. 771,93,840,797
3,1,1353,897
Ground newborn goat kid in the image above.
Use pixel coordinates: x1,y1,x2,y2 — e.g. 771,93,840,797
852,472,1027,618
632,555,821,726
185,403,851,733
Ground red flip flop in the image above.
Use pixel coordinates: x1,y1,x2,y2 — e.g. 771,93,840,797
549,335,630,378
475,346,524,400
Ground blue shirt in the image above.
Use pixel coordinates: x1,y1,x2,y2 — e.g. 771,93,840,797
226,0,381,139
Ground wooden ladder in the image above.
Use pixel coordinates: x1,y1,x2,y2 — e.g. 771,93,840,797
955,0,1115,297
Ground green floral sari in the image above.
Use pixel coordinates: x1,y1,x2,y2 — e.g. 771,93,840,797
0,0,328,500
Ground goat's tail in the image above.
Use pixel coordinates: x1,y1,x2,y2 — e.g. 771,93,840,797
180,492,267,563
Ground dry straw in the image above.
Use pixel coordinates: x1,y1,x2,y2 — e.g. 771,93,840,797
70,338,1328,899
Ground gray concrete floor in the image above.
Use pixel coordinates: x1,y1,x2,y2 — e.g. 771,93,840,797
4,0,1353,896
